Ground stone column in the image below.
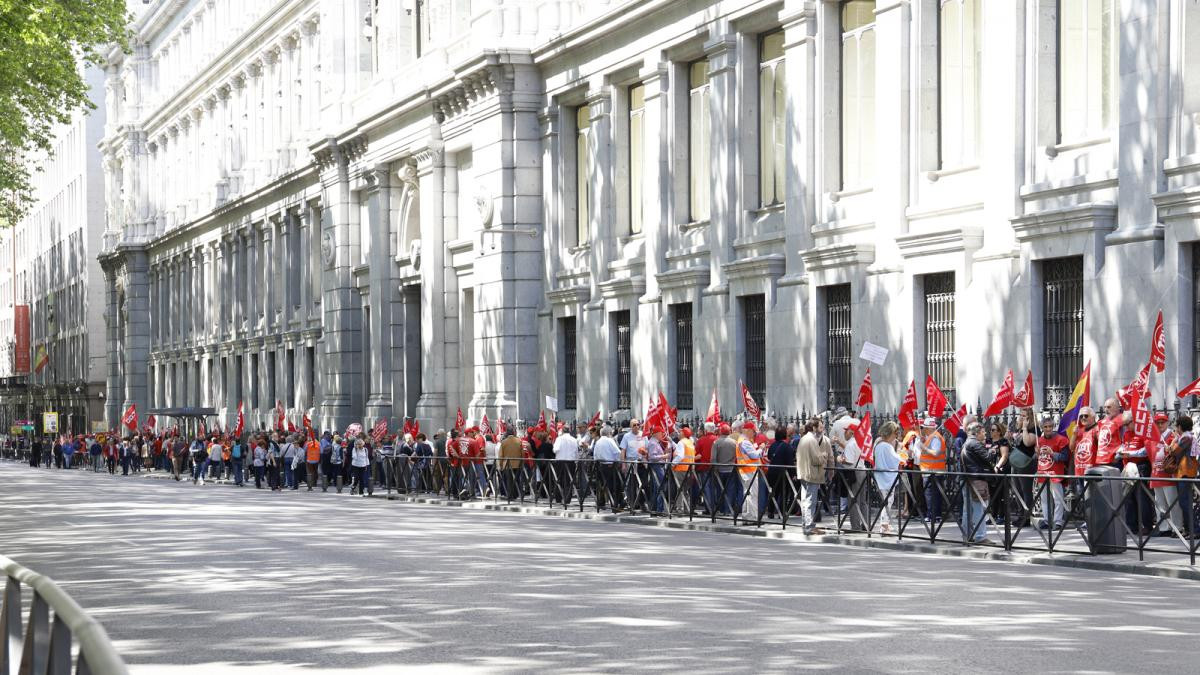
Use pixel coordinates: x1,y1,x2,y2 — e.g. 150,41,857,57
298,338,313,414
873,2,910,243
704,29,739,294
413,143,448,430
103,266,122,427
317,139,363,430
640,63,670,301
586,86,614,294
780,4,816,276
121,247,151,424
298,207,311,311
364,163,395,429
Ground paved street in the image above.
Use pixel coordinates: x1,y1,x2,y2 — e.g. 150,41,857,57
1,461,1197,674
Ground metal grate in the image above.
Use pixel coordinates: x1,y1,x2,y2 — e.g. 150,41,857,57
924,272,956,406
743,295,766,405
562,317,577,410
1042,256,1084,411
826,284,852,409
614,311,631,409
673,303,694,410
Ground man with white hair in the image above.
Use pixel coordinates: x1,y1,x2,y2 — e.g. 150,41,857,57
592,425,623,511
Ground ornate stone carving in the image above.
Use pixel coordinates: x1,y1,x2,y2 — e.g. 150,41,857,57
321,229,335,268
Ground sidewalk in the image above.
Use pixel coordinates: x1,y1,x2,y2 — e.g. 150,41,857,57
137,467,1200,581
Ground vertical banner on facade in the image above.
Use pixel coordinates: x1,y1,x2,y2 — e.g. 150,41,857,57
13,305,30,373
42,412,59,434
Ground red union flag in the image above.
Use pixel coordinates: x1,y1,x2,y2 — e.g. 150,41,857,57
740,381,761,421
855,368,873,407
480,413,493,438
121,403,138,432
898,380,919,430
1178,374,1200,399
659,391,678,435
1012,370,1035,408
497,418,507,437
1117,362,1152,409
854,411,873,465
1150,310,1166,373
302,411,313,440
984,369,1015,417
705,388,721,424
455,407,465,432
274,401,286,431
372,417,388,442
1130,391,1155,444
925,375,948,418
588,410,601,429
232,401,245,438
943,404,968,437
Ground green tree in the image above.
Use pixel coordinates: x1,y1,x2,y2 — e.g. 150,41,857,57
0,0,130,226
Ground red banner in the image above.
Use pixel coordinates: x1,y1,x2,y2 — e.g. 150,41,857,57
13,305,30,373
121,403,138,432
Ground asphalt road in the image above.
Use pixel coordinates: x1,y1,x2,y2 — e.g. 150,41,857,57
0,461,1197,674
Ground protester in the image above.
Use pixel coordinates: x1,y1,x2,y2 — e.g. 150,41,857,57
960,422,997,545
872,422,902,534
1035,413,1069,530
796,421,833,535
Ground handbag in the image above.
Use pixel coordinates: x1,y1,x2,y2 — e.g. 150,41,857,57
1009,447,1034,470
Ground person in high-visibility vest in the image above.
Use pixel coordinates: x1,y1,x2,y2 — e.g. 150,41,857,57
670,425,697,512
736,421,766,519
916,417,947,523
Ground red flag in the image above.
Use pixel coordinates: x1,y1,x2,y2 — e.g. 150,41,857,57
588,410,601,429
480,414,493,437
705,389,721,424
121,403,138,432
302,412,313,440
1116,362,1152,409
943,404,968,436
898,380,918,430
274,400,285,431
740,381,761,421
983,369,1014,416
287,418,297,433
1178,374,1200,399
199,420,207,438
497,418,507,437
1012,370,1035,408
659,391,678,435
854,411,873,465
232,402,245,438
1150,310,1166,374
1130,390,1156,444
454,407,465,432
645,394,664,434
372,417,388,442
534,410,546,432
925,375,948,418
855,368,873,407
146,414,157,430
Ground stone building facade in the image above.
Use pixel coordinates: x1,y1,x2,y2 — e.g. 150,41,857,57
100,0,1200,434
0,64,109,435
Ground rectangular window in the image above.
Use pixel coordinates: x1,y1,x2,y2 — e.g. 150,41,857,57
743,295,766,406
688,60,711,221
759,31,786,206
614,311,632,409
575,104,591,246
841,1,876,189
923,272,957,405
629,84,645,235
1058,0,1112,141
1042,256,1084,410
825,284,852,409
561,317,577,410
939,0,981,167
673,303,694,410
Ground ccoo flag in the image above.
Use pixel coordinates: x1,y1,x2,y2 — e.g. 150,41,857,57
1056,360,1092,437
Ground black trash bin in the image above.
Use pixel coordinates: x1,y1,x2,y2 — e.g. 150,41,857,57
1084,465,1126,553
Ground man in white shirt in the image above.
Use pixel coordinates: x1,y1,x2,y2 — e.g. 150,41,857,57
619,420,647,509
553,426,580,505
592,426,624,512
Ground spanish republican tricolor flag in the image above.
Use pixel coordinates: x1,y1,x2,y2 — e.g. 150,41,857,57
1056,360,1091,437
34,344,49,373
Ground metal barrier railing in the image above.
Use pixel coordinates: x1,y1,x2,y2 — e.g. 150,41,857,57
0,554,128,675
364,456,1200,565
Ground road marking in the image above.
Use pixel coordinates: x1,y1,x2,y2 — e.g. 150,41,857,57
364,617,432,640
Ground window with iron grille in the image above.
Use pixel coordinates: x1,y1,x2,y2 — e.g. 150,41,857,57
924,272,956,406
673,303,694,410
561,317,577,410
1042,256,1084,410
743,295,766,405
614,311,632,409
825,284,852,409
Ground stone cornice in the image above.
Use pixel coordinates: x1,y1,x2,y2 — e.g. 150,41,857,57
722,254,785,281
799,242,875,273
1010,203,1117,243
895,227,984,259
598,276,647,300
547,285,590,306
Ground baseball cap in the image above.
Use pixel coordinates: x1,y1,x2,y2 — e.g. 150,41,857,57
718,423,732,435
921,417,938,429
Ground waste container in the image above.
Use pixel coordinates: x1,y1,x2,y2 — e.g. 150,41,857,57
1084,465,1126,553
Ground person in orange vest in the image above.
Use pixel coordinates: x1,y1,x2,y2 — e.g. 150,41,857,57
304,433,322,491
736,421,766,519
916,417,947,523
670,425,697,512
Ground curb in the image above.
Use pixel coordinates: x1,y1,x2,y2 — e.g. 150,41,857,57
132,468,1200,581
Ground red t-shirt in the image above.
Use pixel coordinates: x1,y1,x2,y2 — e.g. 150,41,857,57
695,433,716,471
1095,416,1125,466
1072,425,1098,476
1122,429,1149,466
1150,431,1176,488
1036,433,1069,483
468,435,486,465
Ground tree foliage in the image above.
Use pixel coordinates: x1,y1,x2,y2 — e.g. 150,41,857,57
0,0,129,226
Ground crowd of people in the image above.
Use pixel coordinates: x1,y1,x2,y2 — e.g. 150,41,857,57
3,398,1198,546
